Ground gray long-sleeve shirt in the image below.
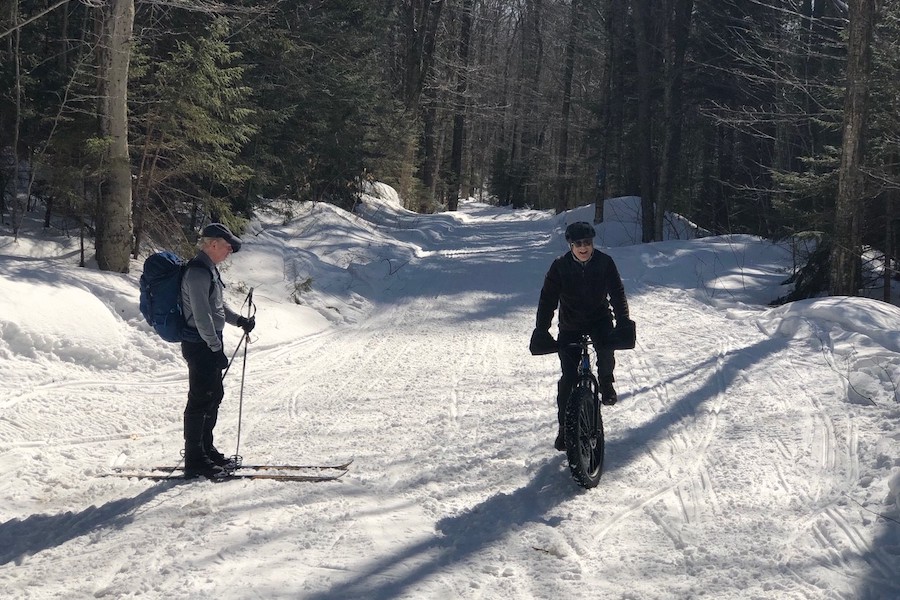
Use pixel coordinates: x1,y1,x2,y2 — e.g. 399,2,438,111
180,251,239,352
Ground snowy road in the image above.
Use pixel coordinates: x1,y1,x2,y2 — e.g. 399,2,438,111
1,194,898,599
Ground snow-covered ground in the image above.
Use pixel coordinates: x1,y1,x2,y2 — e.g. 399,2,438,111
1,187,899,599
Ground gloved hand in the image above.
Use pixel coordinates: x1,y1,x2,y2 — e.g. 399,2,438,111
607,318,636,350
529,328,558,356
213,349,230,370
237,316,256,333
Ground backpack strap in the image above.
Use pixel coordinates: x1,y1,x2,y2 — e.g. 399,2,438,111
184,257,219,290
181,257,218,340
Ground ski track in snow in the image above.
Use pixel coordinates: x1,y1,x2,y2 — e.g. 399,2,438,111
2,198,898,600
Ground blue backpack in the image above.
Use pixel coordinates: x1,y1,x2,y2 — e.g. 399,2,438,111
139,251,206,342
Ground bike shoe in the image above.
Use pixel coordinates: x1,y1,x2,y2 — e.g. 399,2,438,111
554,429,566,451
600,380,618,406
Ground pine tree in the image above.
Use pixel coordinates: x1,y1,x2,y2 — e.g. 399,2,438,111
234,1,397,209
130,17,256,253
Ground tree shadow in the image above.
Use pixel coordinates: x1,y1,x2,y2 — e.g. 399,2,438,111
854,516,900,599
611,335,789,468
305,460,571,600
308,336,789,599
0,481,182,566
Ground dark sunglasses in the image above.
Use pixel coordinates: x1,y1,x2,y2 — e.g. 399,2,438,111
571,239,593,248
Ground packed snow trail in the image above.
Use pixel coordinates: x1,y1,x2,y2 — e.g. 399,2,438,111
1,196,897,599
249,204,889,599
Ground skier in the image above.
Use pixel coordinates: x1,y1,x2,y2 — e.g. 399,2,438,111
180,223,256,478
531,221,630,451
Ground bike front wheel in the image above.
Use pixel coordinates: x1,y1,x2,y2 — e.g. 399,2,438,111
564,383,605,488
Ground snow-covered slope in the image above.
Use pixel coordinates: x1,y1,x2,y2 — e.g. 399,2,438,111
1,189,898,599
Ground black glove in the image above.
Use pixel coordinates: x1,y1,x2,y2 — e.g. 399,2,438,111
213,349,230,370
607,318,636,350
529,328,558,356
237,316,256,333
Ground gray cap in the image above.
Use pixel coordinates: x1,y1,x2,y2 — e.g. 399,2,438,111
201,223,242,252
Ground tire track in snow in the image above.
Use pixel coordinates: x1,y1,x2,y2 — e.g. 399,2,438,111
787,351,850,497
585,288,734,556
222,284,508,483
757,330,880,597
573,278,873,599
224,323,409,458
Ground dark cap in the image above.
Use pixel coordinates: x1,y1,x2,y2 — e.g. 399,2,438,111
201,223,242,253
564,221,596,242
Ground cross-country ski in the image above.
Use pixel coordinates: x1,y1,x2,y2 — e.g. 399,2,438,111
113,459,354,473
102,471,347,483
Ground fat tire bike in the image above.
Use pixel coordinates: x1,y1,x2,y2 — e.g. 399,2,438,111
564,334,605,488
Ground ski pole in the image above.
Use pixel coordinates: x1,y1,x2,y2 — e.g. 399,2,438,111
222,333,246,379
233,288,256,459
222,288,255,380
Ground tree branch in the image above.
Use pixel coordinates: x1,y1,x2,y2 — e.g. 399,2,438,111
136,0,269,15
0,0,71,41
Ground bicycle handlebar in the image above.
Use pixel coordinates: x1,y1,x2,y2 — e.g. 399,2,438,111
563,334,595,351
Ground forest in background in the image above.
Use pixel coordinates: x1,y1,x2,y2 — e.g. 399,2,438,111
0,1,897,298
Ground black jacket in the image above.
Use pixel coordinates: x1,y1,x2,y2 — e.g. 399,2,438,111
536,250,629,332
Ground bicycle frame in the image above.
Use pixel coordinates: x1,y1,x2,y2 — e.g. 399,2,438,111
572,334,601,425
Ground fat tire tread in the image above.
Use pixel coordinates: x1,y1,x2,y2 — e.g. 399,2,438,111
564,384,605,488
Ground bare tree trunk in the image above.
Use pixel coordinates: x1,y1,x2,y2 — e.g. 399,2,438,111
555,0,580,215
885,191,894,303
830,0,876,296
398,0,445,210
595,0,626,223
401,0,445,110
132,128,164,258
95,0,134,273
44,197,53,228
447,0,474,211
10,0,22,238
654,0,693,241
705,124,730,233
422,101,440,199
632,0,655,242
505,0,545,209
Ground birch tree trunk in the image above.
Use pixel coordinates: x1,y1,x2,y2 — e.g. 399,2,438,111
95,0,134,273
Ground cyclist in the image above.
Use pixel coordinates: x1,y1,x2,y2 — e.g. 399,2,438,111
531,221,630,451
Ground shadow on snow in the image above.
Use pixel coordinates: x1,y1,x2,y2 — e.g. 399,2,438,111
0,482,182,566
307,336,790,599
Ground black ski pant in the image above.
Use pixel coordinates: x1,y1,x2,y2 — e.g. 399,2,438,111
181,339,225,427
181,339,227,460
555,327,615,428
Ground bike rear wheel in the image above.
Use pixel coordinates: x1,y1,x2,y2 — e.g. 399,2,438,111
564,383,605,488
